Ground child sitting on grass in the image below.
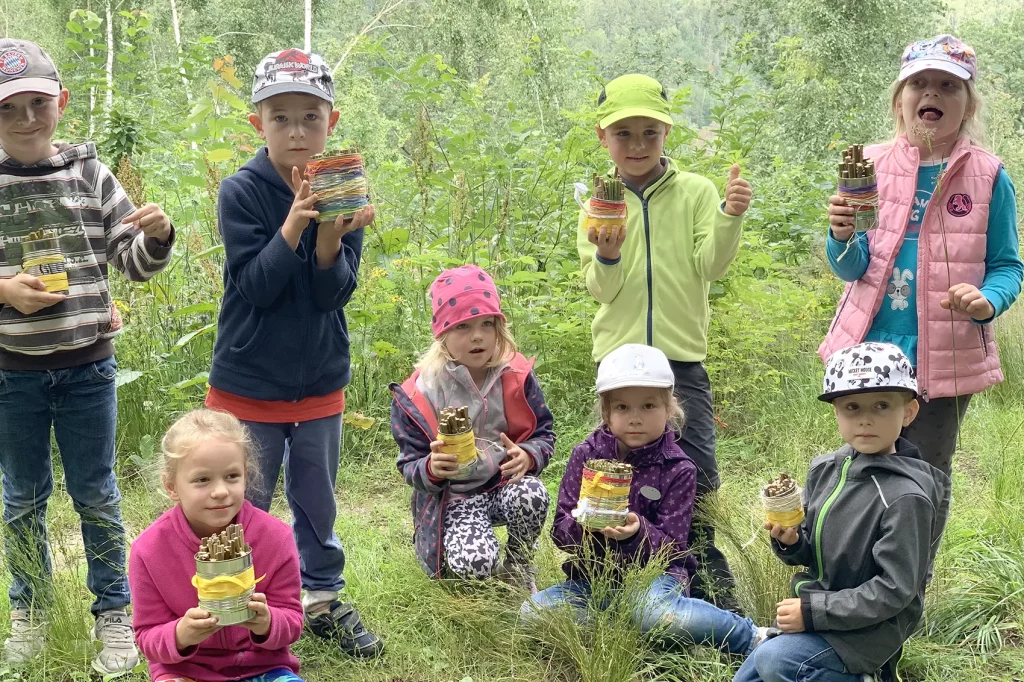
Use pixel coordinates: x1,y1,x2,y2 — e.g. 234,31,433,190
735,342,950,682
522,344,774,655
129,409,305,682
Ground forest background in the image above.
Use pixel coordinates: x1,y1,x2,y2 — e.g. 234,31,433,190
2,0,1023,680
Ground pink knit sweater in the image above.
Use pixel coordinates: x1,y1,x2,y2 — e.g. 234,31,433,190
128,501,303,681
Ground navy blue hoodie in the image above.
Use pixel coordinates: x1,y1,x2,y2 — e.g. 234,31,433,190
208,147,363,402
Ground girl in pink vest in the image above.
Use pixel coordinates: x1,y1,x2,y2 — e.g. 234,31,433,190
821,35,1022,480
390,265,555,591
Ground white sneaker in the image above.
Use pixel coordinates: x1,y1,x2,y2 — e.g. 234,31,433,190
4,609,47,664
91,609,139,674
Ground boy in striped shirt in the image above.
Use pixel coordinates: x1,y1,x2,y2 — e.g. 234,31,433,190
0,38,174,673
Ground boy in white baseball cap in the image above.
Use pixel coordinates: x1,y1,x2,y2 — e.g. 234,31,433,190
737,342,950,682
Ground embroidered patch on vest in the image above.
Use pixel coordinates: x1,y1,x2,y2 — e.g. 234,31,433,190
947,193,972,217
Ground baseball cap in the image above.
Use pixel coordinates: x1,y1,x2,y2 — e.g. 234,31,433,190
898,35,977,82
596,344,674,394
252,49,334,104
0,39,61,103
820,342,918,403
595,74,673,129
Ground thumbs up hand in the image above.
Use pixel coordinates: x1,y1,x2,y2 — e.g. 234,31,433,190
724,164,752,217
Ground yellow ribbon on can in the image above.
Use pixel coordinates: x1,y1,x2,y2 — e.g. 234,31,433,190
580,471,631,501
191,566,265,601
765,508,805,528
440,429,479,467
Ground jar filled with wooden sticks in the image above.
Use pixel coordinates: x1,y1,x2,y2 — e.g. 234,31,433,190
760,473,804,529
572,459,633,530
193,524,258,626
438,406,480,480
837,144,878,233
581,175,627,235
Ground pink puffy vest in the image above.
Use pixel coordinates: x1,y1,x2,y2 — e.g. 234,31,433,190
819,135,1003,401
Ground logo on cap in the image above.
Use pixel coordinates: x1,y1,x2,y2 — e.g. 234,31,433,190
0,50,28,76
265,49,318,81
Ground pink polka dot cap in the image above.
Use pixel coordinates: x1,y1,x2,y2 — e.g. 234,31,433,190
429,265,506,338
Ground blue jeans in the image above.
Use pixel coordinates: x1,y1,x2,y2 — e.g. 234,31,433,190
0,356,130,615
244,416,345,594
520,574,757,654
734,633,866,682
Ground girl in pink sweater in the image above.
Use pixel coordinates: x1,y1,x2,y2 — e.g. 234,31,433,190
128,409,304,682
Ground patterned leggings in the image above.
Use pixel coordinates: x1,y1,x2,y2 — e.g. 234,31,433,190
443,476,549,579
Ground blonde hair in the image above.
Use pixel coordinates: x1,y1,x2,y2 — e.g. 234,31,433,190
891,77,986,147
160,409,262,495
597,387,686,432
416,315,518,381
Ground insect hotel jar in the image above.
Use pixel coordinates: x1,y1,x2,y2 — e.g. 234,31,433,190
574,459,633,530
193,524,256,626
760,473,804,529
837,144,878,233
582,175,627,235
305,149,368,224
21,228,68,295
438,406,479,481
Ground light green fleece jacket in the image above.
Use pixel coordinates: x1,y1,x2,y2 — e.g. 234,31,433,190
577,158,743,362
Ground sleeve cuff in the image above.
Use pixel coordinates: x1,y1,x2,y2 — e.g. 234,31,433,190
800,597,816,632
144,225,176,259
595,253,621,266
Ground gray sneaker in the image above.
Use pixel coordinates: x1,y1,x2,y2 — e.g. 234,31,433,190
493,556,538,594
91,609,139,674
4,609,46,664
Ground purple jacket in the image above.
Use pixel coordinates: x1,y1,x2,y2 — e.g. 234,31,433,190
552,425,697,587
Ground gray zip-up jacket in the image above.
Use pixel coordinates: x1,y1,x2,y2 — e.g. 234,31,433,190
773,438,950,674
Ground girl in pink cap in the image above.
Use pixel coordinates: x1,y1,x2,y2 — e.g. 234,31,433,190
822,34,1022,493
389,265,555,591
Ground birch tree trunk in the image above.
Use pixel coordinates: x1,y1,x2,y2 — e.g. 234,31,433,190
169,0,191,101
304,0,312,52
105,0,114,114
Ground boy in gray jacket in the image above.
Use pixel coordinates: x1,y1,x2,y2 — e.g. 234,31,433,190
734,342,950,682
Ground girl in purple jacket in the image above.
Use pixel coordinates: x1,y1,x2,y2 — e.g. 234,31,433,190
521,344,773,654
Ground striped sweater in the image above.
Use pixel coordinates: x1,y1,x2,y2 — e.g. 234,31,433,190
0,142,174,369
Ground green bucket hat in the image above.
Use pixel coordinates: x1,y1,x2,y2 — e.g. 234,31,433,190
595,74,673,129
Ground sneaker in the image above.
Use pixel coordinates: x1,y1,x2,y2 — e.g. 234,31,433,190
91,609,139,674
4,609,46,664
493,556,538,594
751,626,782,651
305,601,383,659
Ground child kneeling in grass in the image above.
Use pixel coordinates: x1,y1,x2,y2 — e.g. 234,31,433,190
521,343,774,654
129,409,305,682
734,342,950,682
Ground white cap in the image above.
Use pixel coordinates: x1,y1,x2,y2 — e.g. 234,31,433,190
596,344,674,394
820,342,917,403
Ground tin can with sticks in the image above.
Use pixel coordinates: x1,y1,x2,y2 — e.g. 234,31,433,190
193,524,257,626
438,406,479,480
575,175,627,236
21,229,69,294
573,459,632,530
837,144,878,233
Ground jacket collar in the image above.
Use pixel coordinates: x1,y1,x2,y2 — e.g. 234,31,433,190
590,424,684,468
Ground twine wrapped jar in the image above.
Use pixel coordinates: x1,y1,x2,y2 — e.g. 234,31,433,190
306,149,369,224
574,459,633,530
760,473,804,528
